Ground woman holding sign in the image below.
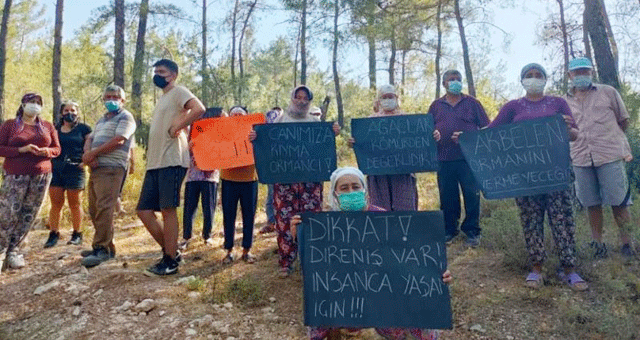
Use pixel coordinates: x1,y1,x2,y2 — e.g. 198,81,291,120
221,106,259,264
291,167,452,340
488,63,586,291
250,85,340,277
349,84,419,212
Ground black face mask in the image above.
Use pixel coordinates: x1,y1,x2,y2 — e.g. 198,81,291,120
63,114,78,123
153,74,170,88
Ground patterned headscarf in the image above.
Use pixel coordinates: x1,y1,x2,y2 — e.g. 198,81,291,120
15,92,45,134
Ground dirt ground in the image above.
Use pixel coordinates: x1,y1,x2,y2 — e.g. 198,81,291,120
0,210,636,340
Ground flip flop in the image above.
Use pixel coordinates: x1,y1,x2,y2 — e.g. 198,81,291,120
222,253,234,265
558,271,588,291
525,272,543,289
241,253,256,264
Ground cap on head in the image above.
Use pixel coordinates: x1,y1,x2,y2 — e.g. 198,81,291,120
568,57,593,71
520,63,547,80
378,84,396,97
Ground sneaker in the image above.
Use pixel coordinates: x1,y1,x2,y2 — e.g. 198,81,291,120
67,231,83,245
81,248,113,268
589,241,608,259
146,255,179,276
465,235,482,248
6,251,25,269
80,249,94,257
445,233,458,245
175,250,182,263
0,252,5,274
204,238,215,246
621,243,636,258
44,231,60,248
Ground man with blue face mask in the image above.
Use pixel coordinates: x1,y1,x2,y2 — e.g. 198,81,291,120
428,69,490,248
564,57,636,258
80,85,137,268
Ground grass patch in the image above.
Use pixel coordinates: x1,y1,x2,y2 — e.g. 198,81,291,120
186,276,207,292
208,273,266,308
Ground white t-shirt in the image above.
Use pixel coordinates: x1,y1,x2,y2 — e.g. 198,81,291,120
146,85,195,170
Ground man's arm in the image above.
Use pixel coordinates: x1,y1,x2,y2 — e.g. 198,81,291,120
169,97,206,137
82,136,127,165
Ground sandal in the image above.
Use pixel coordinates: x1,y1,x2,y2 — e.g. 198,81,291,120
241,253,256,264
222,253,234,264
558,271,588,291
278,267,292,278
525,272,544,289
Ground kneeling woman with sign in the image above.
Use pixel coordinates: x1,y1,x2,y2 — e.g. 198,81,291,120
488,63,586,291
291,167,452,340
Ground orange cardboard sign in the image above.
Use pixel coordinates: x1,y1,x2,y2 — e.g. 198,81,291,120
191,113,265,170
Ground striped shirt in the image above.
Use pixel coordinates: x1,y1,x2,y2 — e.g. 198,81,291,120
91,109,137,168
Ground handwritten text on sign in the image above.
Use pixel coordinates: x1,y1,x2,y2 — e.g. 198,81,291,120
252,122,337,184
351,114,439,175
299,211,452,329
458,114,571,199
191,114,265,170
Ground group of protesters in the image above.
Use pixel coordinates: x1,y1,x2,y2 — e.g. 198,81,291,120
0,55,636,338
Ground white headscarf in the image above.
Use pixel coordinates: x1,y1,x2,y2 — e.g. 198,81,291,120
329,167,367,211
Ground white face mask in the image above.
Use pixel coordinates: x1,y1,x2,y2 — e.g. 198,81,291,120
522,78,546,95
379,98,398,111
23,103,42,117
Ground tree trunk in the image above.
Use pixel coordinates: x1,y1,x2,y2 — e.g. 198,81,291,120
388,30,396,85
201,0,208,107
300,0,307,85
293,21,300,88
0,0,12,123
454,0,475,97
52,0,63,125
582,9,592,61
231,0,239,102
598,0,618,70
584,0,620,89
114,0,125,88
132,0,149,124
401,50,406,86
557,0,569,91
332,0,344,127
366,16,376,90
435,0,442,99
238,0,257,104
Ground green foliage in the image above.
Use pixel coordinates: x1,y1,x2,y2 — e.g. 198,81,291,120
186,276,206,292
225,275,266,306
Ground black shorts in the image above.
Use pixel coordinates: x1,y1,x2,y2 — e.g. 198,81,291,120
50,163,86,190
136,166,187,211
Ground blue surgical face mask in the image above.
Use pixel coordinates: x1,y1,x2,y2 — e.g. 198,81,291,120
572,75,592,90
337,191,367,211
105,100,120,112
447,80,463,95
